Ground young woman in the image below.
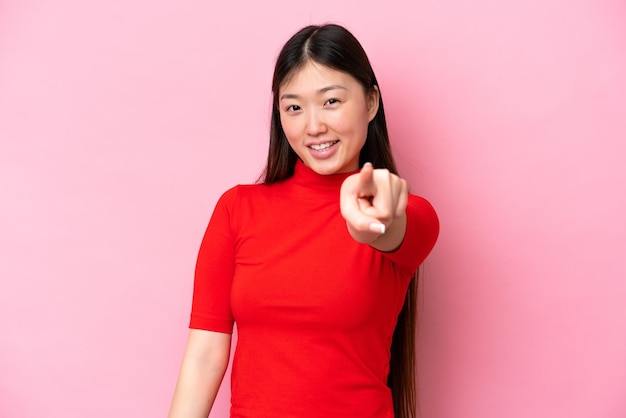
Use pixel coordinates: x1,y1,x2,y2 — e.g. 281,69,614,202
168,24,439,418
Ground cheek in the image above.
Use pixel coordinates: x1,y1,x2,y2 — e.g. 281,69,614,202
280,116,299,142
332,109,369,137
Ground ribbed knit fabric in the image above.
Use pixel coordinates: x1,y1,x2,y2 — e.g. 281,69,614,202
190,160,439,418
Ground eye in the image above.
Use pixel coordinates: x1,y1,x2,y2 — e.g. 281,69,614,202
325,98,340,106
285,104,302,112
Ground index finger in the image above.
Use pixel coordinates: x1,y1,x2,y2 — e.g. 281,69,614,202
356,162,376,198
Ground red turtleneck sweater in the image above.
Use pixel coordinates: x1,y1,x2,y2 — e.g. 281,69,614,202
190,160,439,418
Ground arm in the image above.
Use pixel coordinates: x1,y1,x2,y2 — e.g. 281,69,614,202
168,329,232,418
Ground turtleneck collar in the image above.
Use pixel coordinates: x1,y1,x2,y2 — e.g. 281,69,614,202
290,159,358,190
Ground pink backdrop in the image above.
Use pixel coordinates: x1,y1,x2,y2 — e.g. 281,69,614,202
1,0,625,417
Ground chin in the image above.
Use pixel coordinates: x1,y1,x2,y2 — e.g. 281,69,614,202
309,161,353,176
305,156,356,176
310,165,339,176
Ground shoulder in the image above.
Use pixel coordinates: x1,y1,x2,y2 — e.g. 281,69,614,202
216,183,269,204
212,183,278,220
406,193,439,241
407,193,439,253
382,193,439,273
407,194,438,220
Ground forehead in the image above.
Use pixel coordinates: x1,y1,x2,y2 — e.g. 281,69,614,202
279,61,360,93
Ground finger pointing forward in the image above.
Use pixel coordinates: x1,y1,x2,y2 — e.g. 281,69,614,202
340,162,410,248
355,162,376,201
340,163,387,243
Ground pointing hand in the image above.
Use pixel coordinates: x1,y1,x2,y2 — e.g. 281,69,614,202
340,163,408,249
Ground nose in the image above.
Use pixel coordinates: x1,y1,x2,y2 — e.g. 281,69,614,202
306,109,327,136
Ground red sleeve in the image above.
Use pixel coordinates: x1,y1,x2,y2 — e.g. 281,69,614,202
382,194,439,274
189,187,238,334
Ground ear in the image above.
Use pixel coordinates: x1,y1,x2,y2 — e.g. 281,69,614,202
366,86,380,122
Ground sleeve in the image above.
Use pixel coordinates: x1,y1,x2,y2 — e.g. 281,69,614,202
382,194,440,274
189,187,238,334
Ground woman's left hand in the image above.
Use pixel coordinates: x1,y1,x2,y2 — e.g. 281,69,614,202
340,162,408,251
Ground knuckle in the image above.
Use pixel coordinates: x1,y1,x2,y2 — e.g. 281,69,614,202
378,208,392,222
373,168,390,178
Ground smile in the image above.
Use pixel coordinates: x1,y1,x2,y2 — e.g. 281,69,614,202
309,141,339,151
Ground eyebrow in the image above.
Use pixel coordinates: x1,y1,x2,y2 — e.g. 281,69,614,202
279,85,348,101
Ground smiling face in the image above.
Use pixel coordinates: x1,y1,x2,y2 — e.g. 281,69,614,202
278,61,380,175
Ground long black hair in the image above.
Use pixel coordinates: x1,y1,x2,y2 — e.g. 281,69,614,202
260,24,419,418
261,24,397,183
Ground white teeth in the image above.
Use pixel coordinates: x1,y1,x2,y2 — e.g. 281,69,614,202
310,141,338,151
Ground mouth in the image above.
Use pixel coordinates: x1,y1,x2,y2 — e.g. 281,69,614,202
308,140,339,151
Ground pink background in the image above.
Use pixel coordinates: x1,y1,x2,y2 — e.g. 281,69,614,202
1,0,625,417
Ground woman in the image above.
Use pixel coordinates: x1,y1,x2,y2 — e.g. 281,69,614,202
168,24,439,418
